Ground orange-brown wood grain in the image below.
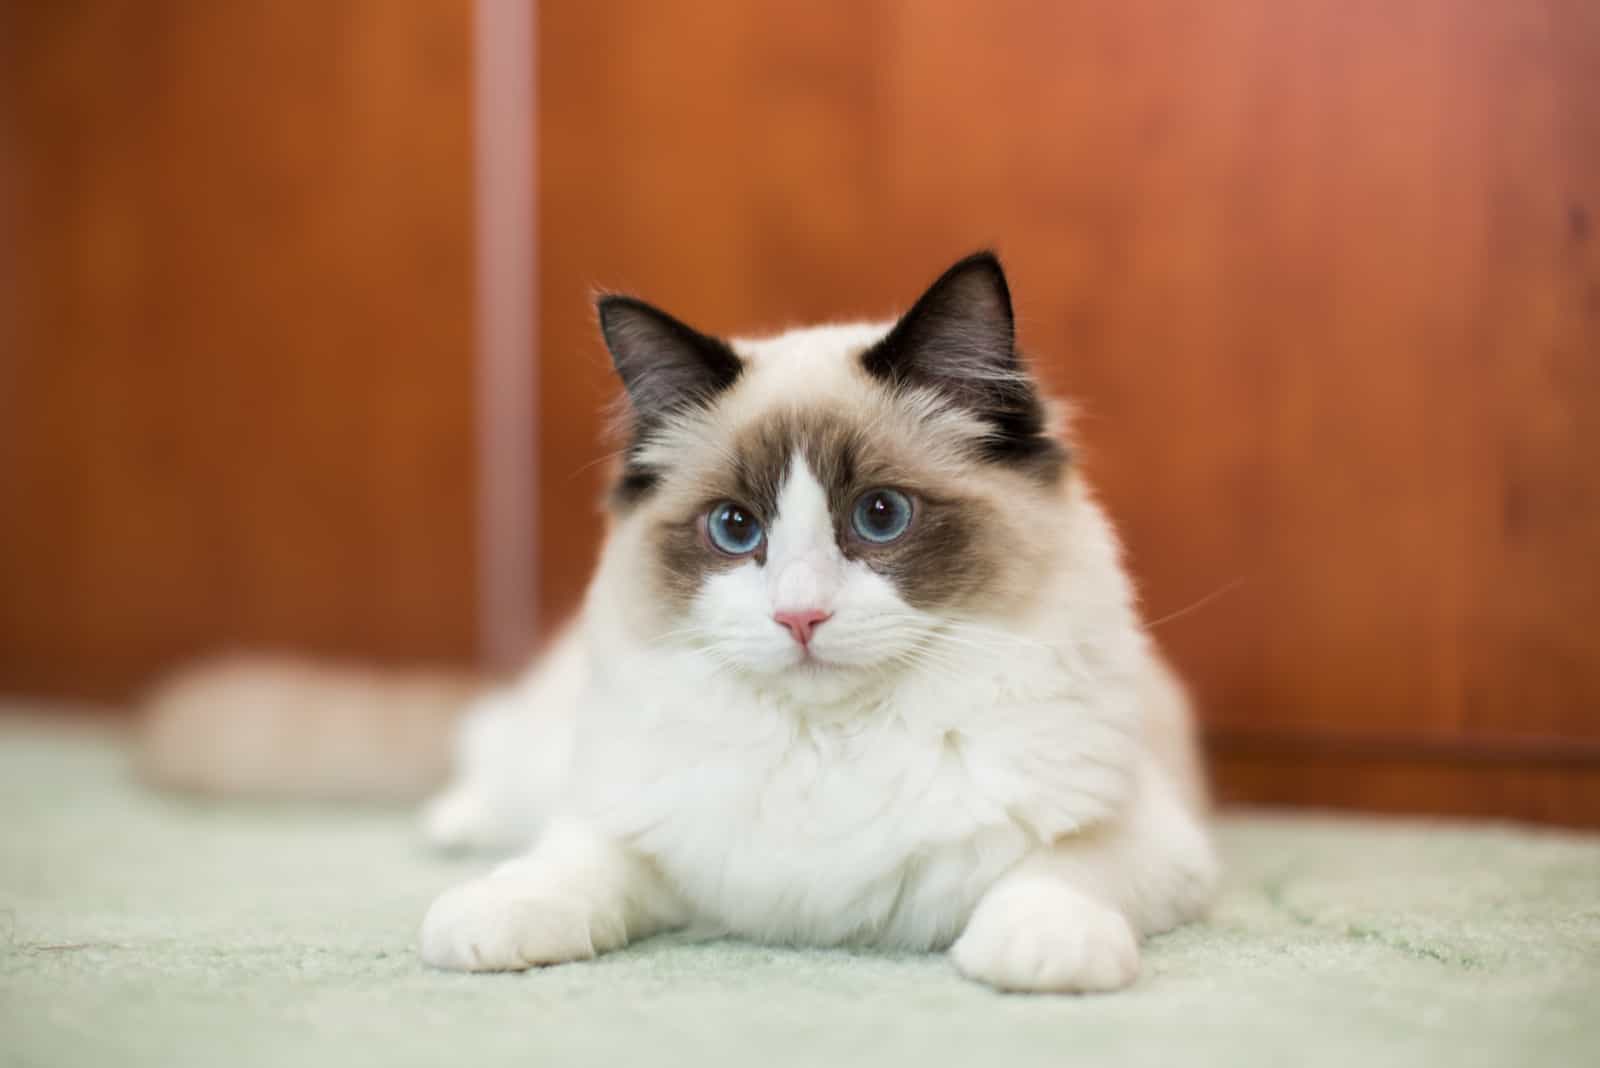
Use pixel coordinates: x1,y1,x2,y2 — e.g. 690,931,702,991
4,2,1595,826
0,2,477,700
538,1,1600,823
1212,746,1600,829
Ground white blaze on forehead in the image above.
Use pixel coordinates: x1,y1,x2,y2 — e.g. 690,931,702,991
724,322,892,417
766,454,844,612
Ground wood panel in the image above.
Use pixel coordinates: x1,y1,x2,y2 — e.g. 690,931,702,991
0,2,478,700
1212,745,1600,830
539,1,1600,823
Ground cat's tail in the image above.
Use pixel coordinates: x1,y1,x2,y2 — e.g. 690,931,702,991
136,655,479,803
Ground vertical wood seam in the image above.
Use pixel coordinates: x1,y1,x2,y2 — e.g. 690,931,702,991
473,0,538,670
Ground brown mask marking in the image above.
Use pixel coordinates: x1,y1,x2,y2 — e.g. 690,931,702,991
650,407,1005,613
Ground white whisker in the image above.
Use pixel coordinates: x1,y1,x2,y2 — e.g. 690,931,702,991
1145,576,1248,630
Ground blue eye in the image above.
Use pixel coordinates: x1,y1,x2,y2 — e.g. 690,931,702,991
851,488,914,544
706,501,764,556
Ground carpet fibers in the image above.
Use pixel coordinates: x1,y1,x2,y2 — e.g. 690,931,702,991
2,716,1597,1067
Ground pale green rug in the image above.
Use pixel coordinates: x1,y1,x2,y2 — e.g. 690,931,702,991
2,716,1597,1068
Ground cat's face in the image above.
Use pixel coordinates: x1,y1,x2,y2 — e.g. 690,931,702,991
598,253,1070,701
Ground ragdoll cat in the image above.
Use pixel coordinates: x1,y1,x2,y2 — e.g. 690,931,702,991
415,251,1218,993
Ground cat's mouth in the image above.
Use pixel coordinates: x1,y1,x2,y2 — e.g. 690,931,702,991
769,636,865,678
789,646,838,670
772,648,884,704
804,653,855,675
783,642,894,680
775,627,925,677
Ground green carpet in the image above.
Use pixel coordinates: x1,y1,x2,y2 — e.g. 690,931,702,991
2,717,1597,1068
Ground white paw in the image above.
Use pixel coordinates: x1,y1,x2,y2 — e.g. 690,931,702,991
419,878,602,972
951,879,1140,993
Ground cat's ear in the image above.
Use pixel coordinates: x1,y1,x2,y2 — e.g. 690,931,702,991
864,251,1062,476
596,295,743,421
862,250,1023,398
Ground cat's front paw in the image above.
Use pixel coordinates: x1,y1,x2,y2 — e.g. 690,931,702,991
951,878,1139,993
419,878,604,972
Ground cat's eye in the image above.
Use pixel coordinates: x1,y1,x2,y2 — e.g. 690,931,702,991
705,501,764,556
851,488,914,544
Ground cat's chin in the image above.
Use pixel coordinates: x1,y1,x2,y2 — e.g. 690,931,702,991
778,666,871,706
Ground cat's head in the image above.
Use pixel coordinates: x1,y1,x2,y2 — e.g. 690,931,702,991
597,252,1072,701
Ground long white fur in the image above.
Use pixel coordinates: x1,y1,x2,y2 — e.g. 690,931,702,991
419,322,1218,993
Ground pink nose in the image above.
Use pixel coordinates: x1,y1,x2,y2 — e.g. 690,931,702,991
773,609,831,646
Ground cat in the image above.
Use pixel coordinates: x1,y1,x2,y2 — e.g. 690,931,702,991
414,251,1218,993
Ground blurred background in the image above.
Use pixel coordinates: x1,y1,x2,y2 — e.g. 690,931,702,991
2,1,1596,825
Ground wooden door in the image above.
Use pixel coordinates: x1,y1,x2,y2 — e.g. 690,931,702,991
0,2,478,700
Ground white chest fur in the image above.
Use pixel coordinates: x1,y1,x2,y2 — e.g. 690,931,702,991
564,643,1142,950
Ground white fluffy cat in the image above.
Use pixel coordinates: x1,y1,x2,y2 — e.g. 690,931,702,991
416,252,1217,993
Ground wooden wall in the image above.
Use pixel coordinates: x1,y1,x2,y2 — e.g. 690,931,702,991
4,2,1596,826
538,1,1600,824
0,2,478,699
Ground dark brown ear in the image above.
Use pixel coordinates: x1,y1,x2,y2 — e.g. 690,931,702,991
597,295,742,422
862,250,1018,390
863,251,1063,477
596,295,743,506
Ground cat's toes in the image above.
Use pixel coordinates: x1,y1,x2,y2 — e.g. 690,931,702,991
419,879,597,971
951,879,1139,993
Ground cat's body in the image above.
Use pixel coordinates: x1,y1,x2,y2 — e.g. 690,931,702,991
416,254,1218,992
